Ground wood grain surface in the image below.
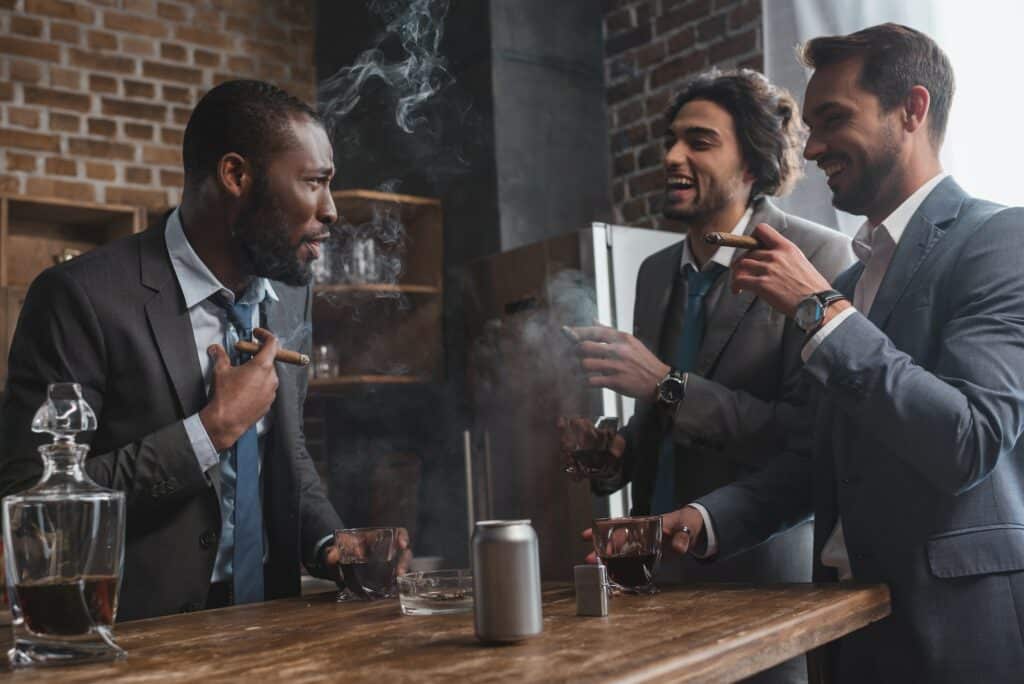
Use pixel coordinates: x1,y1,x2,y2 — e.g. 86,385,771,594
0,582,890,683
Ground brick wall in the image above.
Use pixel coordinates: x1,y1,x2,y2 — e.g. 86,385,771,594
603,0,762,228
0,0,315,211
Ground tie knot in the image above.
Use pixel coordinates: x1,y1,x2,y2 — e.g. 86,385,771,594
211,292,254,341
686,263,725,299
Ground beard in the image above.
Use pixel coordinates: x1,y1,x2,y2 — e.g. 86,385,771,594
662,174,747,224
232,173,313,286
831,122,900,216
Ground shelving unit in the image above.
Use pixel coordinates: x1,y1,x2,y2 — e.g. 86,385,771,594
0,194,145,384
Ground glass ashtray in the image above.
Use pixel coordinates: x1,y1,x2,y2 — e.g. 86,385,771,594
397,569,473,616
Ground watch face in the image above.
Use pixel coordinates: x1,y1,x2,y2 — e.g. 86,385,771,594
795,297,823,332
658,376,685,403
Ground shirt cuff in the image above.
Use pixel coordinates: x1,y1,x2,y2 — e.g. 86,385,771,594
800,306,857,363
687,503,718,558
184,413,220,472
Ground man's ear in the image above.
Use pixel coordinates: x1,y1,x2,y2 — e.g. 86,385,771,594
217,152,252,199
903,85,931,135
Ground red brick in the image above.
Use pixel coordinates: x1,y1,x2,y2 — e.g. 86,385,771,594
635,41,666,69
27,177,95,203
621,197,646,222
104,10,168,38
193,9,221,27
89,74,118,94
50,66,81,90
6,152,38,172
729,0,760,29
709,29,756,63
256,61,286,82
0,175,21,194
69,48,135,74
605,7,633,34
194,49,220,67
50,22,80,44
125,166,152,184
160,168,184,186
650,49,707,89
667,26,697,53
611,123,648,154
23,85,91,112
656,0,711,35
142,145,181,165
122,36,157,57
8,107,41,129
172,106,191,125
124,0,156,13
637,143,663,169
157,2,187,21
160,126,184,146
142,61,202,85
160,42,187,62
124,122,155,140
24,0,94,22
612,179,625,204
606,25,651,56
102,97,167,122
10,59,44,84
85,161,117,181
613,153,636,176
291,65,314,84
45,157,77,176
106,186,169,209
608,76,644,105
11,15,44,37
175,25,233,50
125,80,156,98
645,90,673,118
628,168,664,196
88,30,118,51
88,118,116,136
162,85,191,104
68,137,136,161
739,54,763,72
697,13,726,42
49,112,80,132
227,55,254,74
615,100,644,128
225,15,249,33
0,83,13,102
0,36,61,62
0,128,59,152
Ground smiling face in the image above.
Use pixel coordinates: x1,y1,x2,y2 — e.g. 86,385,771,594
233,115,337,286
803,57,904,218
662,99,753,224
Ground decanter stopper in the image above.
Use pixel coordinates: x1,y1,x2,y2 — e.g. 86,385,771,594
30,382,97,444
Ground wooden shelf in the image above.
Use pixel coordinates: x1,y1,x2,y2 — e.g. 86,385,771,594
313,283,441,295
309,375,431,389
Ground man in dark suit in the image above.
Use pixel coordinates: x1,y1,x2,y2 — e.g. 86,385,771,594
0,80,344,620
561,69,851,684
663,25,1024,683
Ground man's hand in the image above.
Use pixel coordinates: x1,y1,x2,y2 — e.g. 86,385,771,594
199,327,280,451
661,505,706,555
557,416,625,480
731,223,833,317
570,324,670,402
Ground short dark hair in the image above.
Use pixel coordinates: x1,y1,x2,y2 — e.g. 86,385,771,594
182,79,321,188
800,23,954,147
665,69,807,200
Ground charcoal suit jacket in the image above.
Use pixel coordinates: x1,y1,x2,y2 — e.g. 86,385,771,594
594,198,853,586
697,178,1024,682
0,215,342,621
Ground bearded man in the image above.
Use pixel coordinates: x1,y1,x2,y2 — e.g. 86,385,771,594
0,80,345,620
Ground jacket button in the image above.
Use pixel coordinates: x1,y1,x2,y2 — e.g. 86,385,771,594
199,529,219,549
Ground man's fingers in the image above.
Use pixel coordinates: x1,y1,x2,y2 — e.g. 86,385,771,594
751,222,786,248
671,531,690,555
577,340,615,358
581,527,593,541
584,551,598,564
571,325,619,343
581,358,618,374
207,344,231,372
586,374,616,389
251,328,280,364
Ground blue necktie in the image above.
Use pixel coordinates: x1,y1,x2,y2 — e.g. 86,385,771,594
216,295,265,604
650,263,726,514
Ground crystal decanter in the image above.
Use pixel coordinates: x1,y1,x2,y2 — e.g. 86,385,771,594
2,383,126,666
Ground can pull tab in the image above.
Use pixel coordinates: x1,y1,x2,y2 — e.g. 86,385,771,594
574,564,610,617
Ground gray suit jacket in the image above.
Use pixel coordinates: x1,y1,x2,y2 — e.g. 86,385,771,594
0,216,342,620
699,178,1024,683
595,198,852,585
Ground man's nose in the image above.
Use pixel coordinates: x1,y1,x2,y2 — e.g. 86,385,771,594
319,190,338,226
804,132,825,161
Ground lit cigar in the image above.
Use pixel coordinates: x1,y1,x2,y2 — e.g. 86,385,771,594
704,232,763,249
561,325,581,343
234,340,310,366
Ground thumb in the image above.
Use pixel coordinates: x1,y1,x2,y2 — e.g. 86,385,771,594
208,344,230,372
751,222,785,248
671,531,691,555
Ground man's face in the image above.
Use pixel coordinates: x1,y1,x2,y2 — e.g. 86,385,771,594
803,58,902,217
233,116,337,286
662,98,752,223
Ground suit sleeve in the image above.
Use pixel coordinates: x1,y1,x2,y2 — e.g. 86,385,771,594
669,232,854,455
0,267,210,514
803,209,1024,496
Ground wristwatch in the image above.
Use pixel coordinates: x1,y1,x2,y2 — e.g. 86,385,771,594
656,369,688,408
794,289,848,333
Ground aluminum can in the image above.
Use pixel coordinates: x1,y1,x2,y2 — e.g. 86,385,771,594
472,519,543,642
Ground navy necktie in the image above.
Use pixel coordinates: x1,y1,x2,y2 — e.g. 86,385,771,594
214,294,264,604
650,263,726,515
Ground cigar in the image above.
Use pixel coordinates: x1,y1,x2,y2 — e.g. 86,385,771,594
235,340,310,366
561,325,581,343
704,233,763,249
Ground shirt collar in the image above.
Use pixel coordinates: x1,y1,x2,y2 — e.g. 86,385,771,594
851,171,949,263
680,206,754,274
165,207,279,309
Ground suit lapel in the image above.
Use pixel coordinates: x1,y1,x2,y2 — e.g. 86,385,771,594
866,177,965,329
638,242,683,352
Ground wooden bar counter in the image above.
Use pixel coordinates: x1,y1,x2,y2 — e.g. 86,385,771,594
0,583,890,683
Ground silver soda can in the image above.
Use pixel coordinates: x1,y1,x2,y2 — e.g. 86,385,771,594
472,519,543,642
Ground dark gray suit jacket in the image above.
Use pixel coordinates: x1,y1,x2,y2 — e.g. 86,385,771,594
699,178,1024,682
0,216,342,620
595,198,852,585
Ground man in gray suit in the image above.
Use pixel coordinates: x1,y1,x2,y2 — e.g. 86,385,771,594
663,25,1024,683
0,80,344,620
560,70,851,682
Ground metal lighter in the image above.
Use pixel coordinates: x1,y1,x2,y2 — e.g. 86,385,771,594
574,564,609,617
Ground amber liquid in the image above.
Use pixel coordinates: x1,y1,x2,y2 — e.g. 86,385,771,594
602,553,657,588
15,576,118,636
341,560,397,598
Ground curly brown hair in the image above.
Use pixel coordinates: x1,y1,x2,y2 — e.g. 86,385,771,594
665,68,807,200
